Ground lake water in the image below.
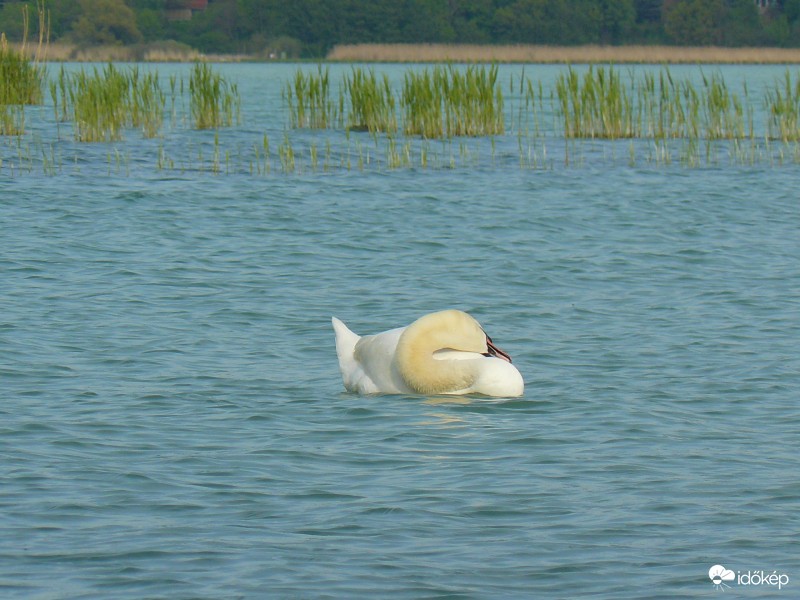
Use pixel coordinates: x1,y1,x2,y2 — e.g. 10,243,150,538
2,63,799,598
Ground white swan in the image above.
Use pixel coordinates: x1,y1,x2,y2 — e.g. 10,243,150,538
332,309,524,397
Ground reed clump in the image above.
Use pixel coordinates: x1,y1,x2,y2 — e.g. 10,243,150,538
0,2,47,135
0,34,45,106
555,66,635,139
552,65,756,142
189,62,240,129
342,67,396,134
766,70,800,141
53,64,166,142
402,64,504,138
69,64,130,142
328,43,800,65
285,65,335,129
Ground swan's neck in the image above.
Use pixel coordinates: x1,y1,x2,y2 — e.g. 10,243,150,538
395,331,476,394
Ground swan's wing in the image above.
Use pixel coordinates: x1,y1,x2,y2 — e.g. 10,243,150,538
332,317,364,392
332,319,409,394
352,326,410,394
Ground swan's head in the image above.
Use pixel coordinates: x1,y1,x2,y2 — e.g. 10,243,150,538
394,310,523,397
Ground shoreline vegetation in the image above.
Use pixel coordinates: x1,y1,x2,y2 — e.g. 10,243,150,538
327,44,800,64
7,42,800,64
6,9,800,174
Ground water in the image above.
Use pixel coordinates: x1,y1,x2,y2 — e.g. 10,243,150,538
2,64,800,598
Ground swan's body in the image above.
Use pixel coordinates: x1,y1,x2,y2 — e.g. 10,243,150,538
332,310,524,397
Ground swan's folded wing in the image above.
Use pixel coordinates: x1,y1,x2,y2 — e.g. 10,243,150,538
353,326,410,394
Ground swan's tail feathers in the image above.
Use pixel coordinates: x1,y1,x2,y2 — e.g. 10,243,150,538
331,317,360,379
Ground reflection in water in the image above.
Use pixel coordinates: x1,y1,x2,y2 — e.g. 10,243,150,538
423,395,473,406
418,396,471,427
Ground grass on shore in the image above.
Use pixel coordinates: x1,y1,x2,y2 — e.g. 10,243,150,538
328,44,800,64
8,39,800,65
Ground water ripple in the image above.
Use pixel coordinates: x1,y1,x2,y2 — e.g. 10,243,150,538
2,127,799,599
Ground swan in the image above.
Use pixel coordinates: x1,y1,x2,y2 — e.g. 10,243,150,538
332,309,524,397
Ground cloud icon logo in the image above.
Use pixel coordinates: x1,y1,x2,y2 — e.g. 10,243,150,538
709,564,735,590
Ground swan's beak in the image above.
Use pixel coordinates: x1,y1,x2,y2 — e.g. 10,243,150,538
484,335,512,363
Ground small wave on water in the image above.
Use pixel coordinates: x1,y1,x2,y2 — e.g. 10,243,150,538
2,66,800,598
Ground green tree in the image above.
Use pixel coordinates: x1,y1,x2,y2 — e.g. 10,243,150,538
70,0,143,45
451,0,495,43
0,2,30,40
720,0,762,46
402,0,456,43
786,0,800,23
663,0,723,45
599,0,635,43
47,0,83,39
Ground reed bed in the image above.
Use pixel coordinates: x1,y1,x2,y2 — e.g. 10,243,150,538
11,62,800,175
285,64,502,138
555,66,634,139
0,35,45,106
48,62,237,141
52,64,165,142
285,65,335,129
766,70,800,141
189,62,240,129
0,34,45,135
69,65,130,142
552,65,757,142
342,67,396,133
402,65,504,138
328,44,800,64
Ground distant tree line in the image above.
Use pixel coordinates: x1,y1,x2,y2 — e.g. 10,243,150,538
1,0,799,57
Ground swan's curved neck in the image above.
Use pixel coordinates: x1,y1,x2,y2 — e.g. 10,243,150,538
394,325,477,394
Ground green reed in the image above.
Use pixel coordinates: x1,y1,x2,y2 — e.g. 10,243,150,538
555,66,635,139
700,71,748,140
402,67,443,138
446,64,504,136
189,62,240,129
69,64,131,142
0,2,49,136
765,70,800,141
285,65,335,129
342,67,396,134
0,35,44,106
401,64,503,139
0,34,44,135
52,64,169,142
128,67,165,138
550,65,758,144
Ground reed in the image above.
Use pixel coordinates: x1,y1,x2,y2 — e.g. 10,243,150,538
128,67,165,138
189,62,240,129
53,64,168,141
550,65,758,143
700,71,748,140
401,64,503,138
402,67,444,138
69,64,131,142
446,64,504,136
342,67,397,133
555,66,635,139
0,35,44,106
285,65,334,129
765,70,800,141
328,43,800,65
0,2,47,135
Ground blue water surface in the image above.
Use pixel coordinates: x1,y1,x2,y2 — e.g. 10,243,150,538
1,64,799,599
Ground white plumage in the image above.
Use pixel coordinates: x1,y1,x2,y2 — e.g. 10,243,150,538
332,310,524,397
